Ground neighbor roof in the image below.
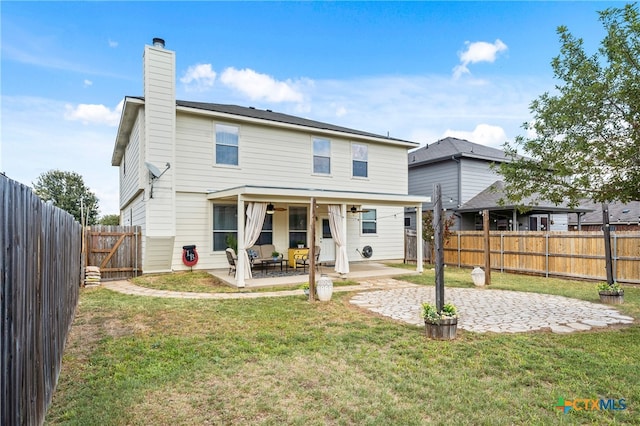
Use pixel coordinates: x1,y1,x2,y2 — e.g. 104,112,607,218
568,200,640,225
408,137,514,167
456,181,591,213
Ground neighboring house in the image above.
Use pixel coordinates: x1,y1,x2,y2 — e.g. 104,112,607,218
568,200,640,231
111,38,428,286
406,137,587,231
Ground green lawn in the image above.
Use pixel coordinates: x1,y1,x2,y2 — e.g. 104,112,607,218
46,268,639,425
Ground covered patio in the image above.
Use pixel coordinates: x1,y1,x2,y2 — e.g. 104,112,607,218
207,185,429,288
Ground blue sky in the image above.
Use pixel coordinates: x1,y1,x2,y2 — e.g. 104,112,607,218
0,1,626,216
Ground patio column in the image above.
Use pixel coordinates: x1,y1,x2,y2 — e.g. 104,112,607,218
236,196,246,288
416,204,423,273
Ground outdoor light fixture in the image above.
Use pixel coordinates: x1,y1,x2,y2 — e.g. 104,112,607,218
266,203,275,214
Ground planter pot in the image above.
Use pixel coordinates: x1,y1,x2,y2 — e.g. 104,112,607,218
303,288,310,296
471,266,485,286
316,274,333,302
599,290,624,304
425,317,458,340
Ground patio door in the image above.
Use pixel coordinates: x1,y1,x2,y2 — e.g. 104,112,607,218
317,217,335,264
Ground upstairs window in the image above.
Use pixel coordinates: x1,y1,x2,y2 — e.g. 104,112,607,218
313,137,331,174
215,124,239,166
352,143,368,177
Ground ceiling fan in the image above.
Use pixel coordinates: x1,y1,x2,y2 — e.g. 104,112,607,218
350,205,370,214
266,203,287,214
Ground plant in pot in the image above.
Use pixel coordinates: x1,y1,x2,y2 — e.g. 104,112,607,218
271,251,280,261
296,241,305,248
300,282,310,296
422,302,458,340
597,282,624,304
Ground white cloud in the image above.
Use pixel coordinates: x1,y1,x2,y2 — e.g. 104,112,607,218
64,100,122,126
453,39,508,78
219,67,304,103
180,63,217,91
442,124,508,147
83,79,93,87
108,39,118,48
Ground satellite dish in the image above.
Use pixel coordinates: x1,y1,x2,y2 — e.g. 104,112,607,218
145,162,162,178
144,162,171,198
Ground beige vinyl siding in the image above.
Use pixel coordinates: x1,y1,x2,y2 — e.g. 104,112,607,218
173,192,225,271
174,112,409,196
346,206,405,262
119,115,143,208
143,236,175,273
143,44,176,238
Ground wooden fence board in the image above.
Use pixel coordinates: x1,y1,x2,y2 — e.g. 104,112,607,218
1,175,81,424
85,225,142,281
442,231,640,284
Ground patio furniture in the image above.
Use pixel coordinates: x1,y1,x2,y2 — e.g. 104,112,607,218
225,248,237,275
294,246,322,272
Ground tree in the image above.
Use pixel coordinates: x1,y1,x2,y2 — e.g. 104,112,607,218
99,214,120,225
422,209,455,263
33,170,99,225
499,4,640,208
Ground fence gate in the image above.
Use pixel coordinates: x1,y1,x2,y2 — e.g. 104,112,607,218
84,225,142,281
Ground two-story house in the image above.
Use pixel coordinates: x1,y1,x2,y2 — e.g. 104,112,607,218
111,38,428,286
407,137,586,231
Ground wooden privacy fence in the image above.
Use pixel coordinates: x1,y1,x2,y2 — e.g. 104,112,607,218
1,175,82,424
445,231,640,284
84,225,142,281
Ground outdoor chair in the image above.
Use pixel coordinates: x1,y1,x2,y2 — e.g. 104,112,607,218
225,248,237,275
294,246,322,273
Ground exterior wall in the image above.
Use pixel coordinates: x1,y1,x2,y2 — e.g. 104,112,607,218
173,192,217,271
175,112,409,196
346,206,405,262
459,158,501,204
408,161,459,208
119,114,143,208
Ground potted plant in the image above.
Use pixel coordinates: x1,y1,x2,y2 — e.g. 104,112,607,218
297,241,305,248
300,283,310,296
271,251,280,261
422,302,458,340
597,282,624,304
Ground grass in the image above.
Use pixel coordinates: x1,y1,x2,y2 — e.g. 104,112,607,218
46,267,639,425
131,271,359,293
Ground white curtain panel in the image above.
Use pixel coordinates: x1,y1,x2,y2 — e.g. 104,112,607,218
328,205,350,274
242,202,267,279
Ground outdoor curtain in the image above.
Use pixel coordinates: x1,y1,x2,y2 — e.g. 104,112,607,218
328,205,350,274
242,202,267,279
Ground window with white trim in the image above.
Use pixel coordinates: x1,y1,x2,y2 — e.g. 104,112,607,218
313,137,331,174
352,143,368,177
215,124,239,165
212,204,237,251
361,209,377,234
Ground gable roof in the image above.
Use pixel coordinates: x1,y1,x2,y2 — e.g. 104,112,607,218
456,181,591,213
408,137,512,167
568,200,640,225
